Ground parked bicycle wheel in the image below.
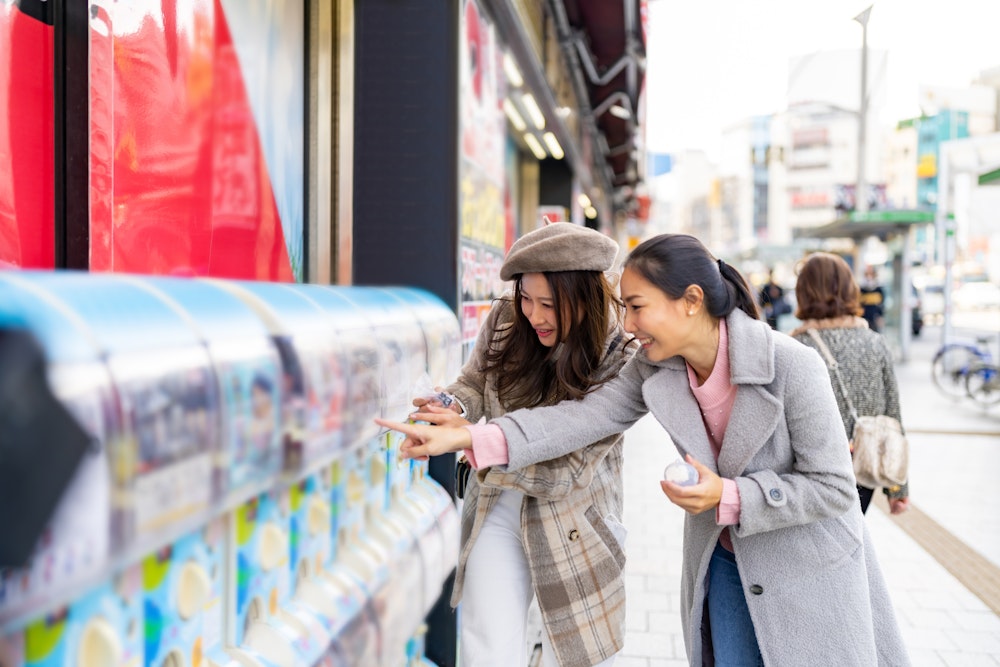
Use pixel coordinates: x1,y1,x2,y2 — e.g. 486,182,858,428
965,362,1000,406
931,345,981,399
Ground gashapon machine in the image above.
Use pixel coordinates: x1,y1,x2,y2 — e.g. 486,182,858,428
132,277,285,504
199,281,343,667
1,271,225,667
378,288,462,598
0,274,119,656
7,273,221,557
125,276,289,667
336,287,436,665
279,285,384,664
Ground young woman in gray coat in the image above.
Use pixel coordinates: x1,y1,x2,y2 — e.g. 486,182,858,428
381,234,910,666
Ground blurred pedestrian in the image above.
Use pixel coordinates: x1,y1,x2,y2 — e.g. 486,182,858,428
757,268,787,330
859,265,886,333
383,234,909,667
790,252,909,515
412,222,633,667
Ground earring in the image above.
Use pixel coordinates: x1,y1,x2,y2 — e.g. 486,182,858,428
688,311,694,316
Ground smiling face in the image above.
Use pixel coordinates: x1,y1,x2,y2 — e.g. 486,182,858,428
621,266,694,362
519,272,562,347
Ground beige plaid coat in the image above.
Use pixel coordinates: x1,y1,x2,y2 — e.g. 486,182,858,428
447,298,634,666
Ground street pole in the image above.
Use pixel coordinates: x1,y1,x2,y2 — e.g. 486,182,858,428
854,5,872,214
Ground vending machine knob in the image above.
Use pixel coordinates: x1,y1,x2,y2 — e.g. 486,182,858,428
306,498,330,537
258,523,288,571
177,561,212,620
77,618,123,667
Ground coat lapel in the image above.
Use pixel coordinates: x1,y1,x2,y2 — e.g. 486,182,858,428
717,310,783,477
717,385,783,477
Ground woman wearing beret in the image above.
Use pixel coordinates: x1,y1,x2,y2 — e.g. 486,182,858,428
417,222,634,666
384,234,909,666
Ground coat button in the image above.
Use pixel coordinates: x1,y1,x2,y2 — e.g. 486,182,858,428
568,529,580,541
769,488,783,501
749,584,764,595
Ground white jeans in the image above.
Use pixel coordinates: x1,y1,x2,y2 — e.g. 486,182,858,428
459,490,617,667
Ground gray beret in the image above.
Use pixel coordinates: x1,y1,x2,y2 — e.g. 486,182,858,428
500,222,619,281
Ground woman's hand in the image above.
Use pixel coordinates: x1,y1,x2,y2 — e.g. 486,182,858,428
659,455,723,515
412,387,462,413
409,404,471,429
888,496,909,515
374,416,472,460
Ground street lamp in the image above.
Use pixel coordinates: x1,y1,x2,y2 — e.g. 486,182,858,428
853,5,873,214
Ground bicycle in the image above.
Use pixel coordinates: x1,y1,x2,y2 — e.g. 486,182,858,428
965,361,1000,406
930,336,995,400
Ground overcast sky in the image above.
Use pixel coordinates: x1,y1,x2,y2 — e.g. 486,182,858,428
643,0,1000,160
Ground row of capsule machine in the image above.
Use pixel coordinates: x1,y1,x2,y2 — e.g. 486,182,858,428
0,271,464,667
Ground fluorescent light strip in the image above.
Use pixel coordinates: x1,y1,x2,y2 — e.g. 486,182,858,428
542,132,564,160
520,93,546,130
503,98,527,131
523,133,547,160
503,53,523,88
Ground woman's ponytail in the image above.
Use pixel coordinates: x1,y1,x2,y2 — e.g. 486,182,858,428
717,259,760,321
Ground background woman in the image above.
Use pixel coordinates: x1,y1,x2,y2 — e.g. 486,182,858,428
382,234,909,666
425,222,633,667
789,252,909,514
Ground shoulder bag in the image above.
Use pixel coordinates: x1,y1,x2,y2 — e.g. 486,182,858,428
806,328,908,489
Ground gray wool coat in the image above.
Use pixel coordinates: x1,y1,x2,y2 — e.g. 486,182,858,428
490,309,910,666
447,298,636,666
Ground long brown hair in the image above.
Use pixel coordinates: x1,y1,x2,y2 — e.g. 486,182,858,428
482,271,622,410
794,252,863,320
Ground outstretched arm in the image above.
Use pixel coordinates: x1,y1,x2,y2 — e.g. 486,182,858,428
492,355,648,471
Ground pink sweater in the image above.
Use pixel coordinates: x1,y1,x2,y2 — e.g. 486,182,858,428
688,319,740,549
464,320,741,543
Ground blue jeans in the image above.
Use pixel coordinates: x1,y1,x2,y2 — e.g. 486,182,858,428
707,543,764,666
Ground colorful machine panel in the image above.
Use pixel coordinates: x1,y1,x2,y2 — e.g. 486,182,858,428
142,520,225,667
23,566,143,667
232,492,290,645
0,4,54,268
88,0,304,280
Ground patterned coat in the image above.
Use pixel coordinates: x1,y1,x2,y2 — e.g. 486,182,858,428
789,316,903,439
447,298,635,666
491,309,909,666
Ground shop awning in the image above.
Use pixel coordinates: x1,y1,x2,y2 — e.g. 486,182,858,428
978,165,1000,186
555,0,646,196
794,209,935,240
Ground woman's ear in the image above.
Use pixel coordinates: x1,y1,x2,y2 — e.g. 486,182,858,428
683,285,705,314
